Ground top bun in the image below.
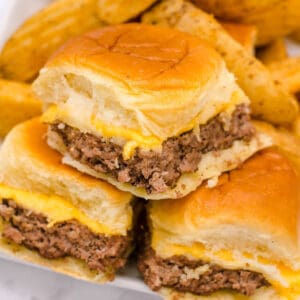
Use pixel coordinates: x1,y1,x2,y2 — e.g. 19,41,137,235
33,23,248,141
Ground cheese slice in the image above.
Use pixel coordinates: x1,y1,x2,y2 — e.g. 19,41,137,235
91,115,162,158
42,105,162,159
0,184,119,235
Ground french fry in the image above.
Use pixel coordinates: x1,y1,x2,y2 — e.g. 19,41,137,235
257,38,288,65
97,0,157,24
0,0,105,82
254,120,300,175
221,22,257,55
142,0,298,125
292,114,300,139
268,57,300,94
0,79,42,137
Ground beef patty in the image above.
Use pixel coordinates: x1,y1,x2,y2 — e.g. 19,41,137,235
51,104,254,194
137,230,269,297
0,199,131,277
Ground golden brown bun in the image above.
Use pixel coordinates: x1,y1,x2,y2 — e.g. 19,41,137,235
0,234,110,283
192,0,300,45
150,149,300,286
33,23,249,140
254,120,300,176
0,118,134,235
50,132,271,199
160,287,285,300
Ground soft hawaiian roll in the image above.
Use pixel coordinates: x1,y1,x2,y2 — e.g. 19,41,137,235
0,118,135,282
138,149,300,299
33,23,271,200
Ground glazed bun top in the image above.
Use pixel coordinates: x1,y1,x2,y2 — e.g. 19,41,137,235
33,23,248,141
45,23,220,90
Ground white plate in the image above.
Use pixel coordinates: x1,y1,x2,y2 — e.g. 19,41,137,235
0,1,299,300
0,251,152,295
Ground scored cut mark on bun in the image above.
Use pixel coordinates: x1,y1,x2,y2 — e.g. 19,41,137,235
33,23,271,199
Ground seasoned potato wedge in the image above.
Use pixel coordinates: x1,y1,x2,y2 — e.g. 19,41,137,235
0,0,105,82
192,0,300,45
0,79,42,137
142,0,298,124
292,111,300,139
97,0,157,24
257,38,288,65
221,22,257,55
254,120,300,175
269,57,300,94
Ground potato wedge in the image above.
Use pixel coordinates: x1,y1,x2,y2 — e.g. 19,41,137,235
142,0,298,124
0,0,105,82
192,0,300,45
257,38,288,65
292,113,300,139
268,57,300,94
221,22,257,55
0,79,42,137
254,120,300,175
97,0,157,24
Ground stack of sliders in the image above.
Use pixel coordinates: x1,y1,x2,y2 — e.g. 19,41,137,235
1,22,299,299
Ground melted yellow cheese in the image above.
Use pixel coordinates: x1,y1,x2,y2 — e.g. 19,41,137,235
42,105,162,159
91,116,162,159
152,232,300,299
0,184,116,235
42,104,66,123
122,141,139,160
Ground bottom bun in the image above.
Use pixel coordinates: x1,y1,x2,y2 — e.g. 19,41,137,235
160,287,287,300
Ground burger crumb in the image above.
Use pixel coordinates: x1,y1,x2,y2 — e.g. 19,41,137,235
207,176,219,188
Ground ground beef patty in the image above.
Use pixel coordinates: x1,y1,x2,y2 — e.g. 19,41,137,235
0,199,131,276
51,104,254,194
137,227,269,296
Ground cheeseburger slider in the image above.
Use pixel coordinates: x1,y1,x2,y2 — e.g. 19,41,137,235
0,118,135,282
33,23,271,199
138,149,300,299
